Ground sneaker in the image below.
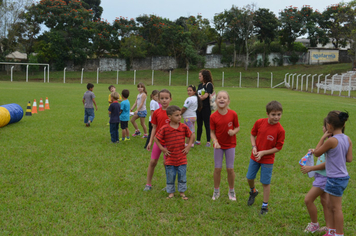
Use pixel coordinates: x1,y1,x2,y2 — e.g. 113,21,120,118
194,141,201,145
143,185,152,191
191,144,194,148
142,134,148,138
124,137,130,141
322,233,334,236
304,223,320,233
260,206,268,215
86,121,90,127
132,131,141,137
205,142,211,147
228,190,236,201
247,190,259,206
318,226,328,232
106,123,110,126
212,191,220,200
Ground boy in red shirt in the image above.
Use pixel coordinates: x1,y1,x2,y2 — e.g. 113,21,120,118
246,101,285,215
154,105,195,200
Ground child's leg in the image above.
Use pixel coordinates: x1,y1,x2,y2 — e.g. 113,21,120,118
84,109,88,123
88,108,95,122
165,165,177,197
139,117,147,134
246,159,260,189
213,148,224,189
130,114,139,130
320,192,331,228
225,148,235,189
146,142,162,186
196,111,203,141
125,128,130,137
144,122,152,148
304,186,325,223
178,165,188,199
329,195,343,234
262,184,270,203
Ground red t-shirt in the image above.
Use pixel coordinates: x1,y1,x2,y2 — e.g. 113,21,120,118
210,109,239,149
250,118,285,164
151,108,170,145
155,123,192,166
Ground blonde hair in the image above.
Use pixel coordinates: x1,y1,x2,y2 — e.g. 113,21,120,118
111,92,119,100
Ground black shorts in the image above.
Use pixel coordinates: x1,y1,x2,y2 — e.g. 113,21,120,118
121,121,128,129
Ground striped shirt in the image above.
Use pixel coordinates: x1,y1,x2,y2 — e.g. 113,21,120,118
155,123,192,166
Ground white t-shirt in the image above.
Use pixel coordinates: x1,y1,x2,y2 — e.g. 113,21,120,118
182,96,198,119
149,100,160,122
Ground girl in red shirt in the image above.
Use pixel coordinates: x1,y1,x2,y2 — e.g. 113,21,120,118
210,91,240,201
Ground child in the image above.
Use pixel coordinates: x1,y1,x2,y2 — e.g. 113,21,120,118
181,85,202,147
82,83,98,127
246,100,285,215
210,91,240,201
301,118,330,233
108,85,122,125
130,83,148,138
144,90,160,149
154,105,195,200
108,92,121,143
120,89,130,141
144,89,172,191
312,111,352,236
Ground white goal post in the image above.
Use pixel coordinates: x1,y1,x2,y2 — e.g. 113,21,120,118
0,62,50,82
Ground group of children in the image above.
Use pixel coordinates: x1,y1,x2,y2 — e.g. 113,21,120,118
82,80,352,236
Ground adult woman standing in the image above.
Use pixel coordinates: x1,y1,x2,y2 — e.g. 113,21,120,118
195,69,214,147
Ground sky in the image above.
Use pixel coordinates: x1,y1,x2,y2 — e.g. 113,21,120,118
100,0,346,24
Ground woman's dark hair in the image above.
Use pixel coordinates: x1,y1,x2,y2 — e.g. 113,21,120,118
188,85,203,112
199,69,213,84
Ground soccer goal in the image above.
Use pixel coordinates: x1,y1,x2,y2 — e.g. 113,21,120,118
0,62,50,82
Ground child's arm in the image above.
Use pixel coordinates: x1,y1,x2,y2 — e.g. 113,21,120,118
154,136,170,156
228,126,240,136
251,134,258,156
92,98,98,111
346,137,353,163
301,162,325,174
251,134,280,161
211,129,220,149
118,94,122,103
146,124,157,151
313,133,337,157
183,133,195,154
181,107,187,115
82,98,85,106
130,99,137,112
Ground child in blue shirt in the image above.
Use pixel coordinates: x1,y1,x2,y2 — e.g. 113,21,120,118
120,89,130,141
108,92,121,143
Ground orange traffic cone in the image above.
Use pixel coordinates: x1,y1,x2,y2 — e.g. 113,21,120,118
45,97,50,110
39,98,44,111
31,99,38,114
26,101,32,116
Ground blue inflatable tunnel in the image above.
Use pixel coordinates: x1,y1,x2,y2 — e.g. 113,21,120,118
0,104,23,127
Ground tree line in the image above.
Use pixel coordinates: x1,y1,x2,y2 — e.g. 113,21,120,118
1,0,356,70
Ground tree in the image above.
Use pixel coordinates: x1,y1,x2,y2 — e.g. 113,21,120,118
81,0,102,21
120,34,147,70
279,6,306,50
213,11,229,54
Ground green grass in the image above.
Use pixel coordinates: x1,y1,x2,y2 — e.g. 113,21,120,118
1,82,356,235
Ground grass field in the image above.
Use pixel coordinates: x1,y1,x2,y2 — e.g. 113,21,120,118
0,81,355,235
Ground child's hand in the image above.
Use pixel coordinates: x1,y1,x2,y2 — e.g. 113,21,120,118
182,146,190,154
301,165,313,174
252,146,258,156
162,148,171,156
134,110,138,115
146,142,152,151
254,151,265,161
227,129,235,136
214,142,221,149
322,130,332,139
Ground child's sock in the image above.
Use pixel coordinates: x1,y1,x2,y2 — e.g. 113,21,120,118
122,138,125,141
214,188,220,192
262,202,268,208
229,188,234,191
329,229,336,235
335,234,343,236
146,184,152,187
250,187,256,193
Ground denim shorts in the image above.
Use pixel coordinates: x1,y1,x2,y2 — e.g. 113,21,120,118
325,176,350,197
246,158,273,185
137,110,147,118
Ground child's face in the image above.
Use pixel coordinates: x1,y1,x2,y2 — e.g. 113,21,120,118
153,94,159,101
137,86,143,93
187,87,195,97
198,73,203,83
267,110,282,125
110,87,116,93
169,110,181,124
159,92,172,109
216,92,230,109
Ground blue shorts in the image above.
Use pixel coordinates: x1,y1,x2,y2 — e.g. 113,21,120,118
137,110,147,118
325,176,349,197
120,121,128,129
246,158,273,185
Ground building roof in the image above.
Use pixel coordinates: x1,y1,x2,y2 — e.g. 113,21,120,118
5,51,27,60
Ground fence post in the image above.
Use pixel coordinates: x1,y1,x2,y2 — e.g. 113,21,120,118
317,74,323,94
292,73,297,89
169,70,171,86
81,68,84,84
186,69,189,86
311,74,317,92
47,66,50,83
296,74,301,90
339,74,345,96
301,74,306,91
134,70,136,85
284,73,289,84
239,72,241,88
26,65,29,82
96,68,99,84
348,75,352,97
44,67,46,83
64,67,66,83
257,72,259,88
331,74,337,95
271,72,273,88
11,66,14,82
117,70,119,85
288,73,293,86
151,70,154,85
222,71,224,87
324,74,330,94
